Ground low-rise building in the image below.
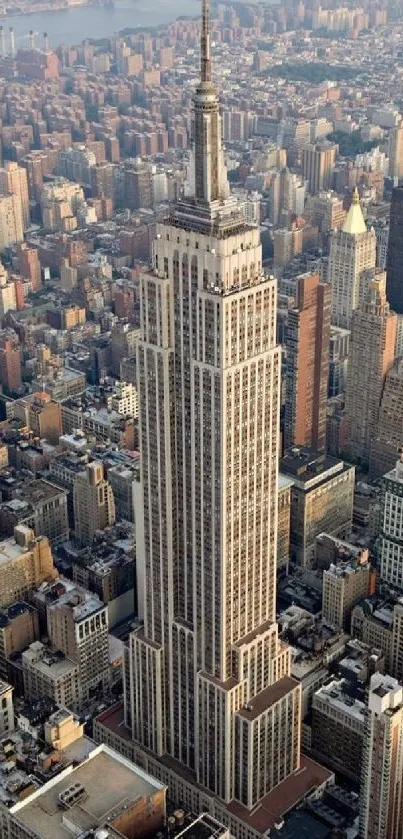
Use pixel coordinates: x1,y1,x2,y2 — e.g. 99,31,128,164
0,602,39,681
311,678,365,780
22,642,79,711
0,479,69,546
4,744,167,839
280,447,355,567
322,554,375,630
0,527,56,609
0,681,14,737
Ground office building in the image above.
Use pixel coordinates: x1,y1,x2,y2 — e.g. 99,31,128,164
47,587,110,706
0,162,30,230
359,674,403,839
22,640,79,710
322,556,374,630
328,189,376,328
0,602,40,681
389,121,403,179
273,225,303,269
0,680,14,736
0,193,24,251
307,191,346,237
379,455,403,594
17,243,41,292
281,448,355,567
0,526,56,609
387,186,403,314
73,462,116,546
344,278,396,468
0,262,16,319
278,475,292,575
3,744,166,839
124,3,306,831
284,272,331,453
301,142,337,194
370,359,403,479
0,335,21,393
312,679,365,781
108,461,138,523
328,325,350,398
0,479,69,546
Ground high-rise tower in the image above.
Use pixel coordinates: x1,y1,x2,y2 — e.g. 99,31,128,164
328,189,376,329
344,277,396,467
127,0,301,818
386,185,403,315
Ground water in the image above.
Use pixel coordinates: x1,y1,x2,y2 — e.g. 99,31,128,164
1,0,201,48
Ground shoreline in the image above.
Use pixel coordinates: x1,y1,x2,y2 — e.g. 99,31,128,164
0,0,109,19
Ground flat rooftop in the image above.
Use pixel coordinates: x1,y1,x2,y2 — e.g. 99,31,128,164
280,448,352,491
237,677,298,721
10,744,166,839
313,680,366,724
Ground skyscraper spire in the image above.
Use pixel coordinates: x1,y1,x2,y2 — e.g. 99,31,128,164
201,0,211,83
190,0,229,205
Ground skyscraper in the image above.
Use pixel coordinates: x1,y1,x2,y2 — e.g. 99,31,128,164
344,277,396,467
359,673,403,839
301,142,337,194
386,185,403,314
0,335,21,393
379,455,403,595
389,121,403,180
370,359,403,479
127,0,301,819
328,189,376,328
284,272,331,453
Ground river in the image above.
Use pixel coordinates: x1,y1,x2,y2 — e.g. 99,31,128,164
0,0,201,48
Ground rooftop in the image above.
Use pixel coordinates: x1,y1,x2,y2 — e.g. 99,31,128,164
313,679,366,724
10,744,166,839
280,448,352,491
341,189,368,235
22,642,78,680
47,588,105,622
237,676,298,721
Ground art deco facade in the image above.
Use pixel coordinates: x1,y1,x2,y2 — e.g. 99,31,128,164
126,0,301,813
344,277,396,468
370,359,403,479
328,189,376,329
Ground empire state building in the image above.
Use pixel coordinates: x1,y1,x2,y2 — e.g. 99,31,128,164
125,0,302,822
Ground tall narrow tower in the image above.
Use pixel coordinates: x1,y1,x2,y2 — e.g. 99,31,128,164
127,0,301,816
328,188,376,329
344,277,396,467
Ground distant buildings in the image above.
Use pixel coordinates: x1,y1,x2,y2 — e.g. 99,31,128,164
301,142,337,195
